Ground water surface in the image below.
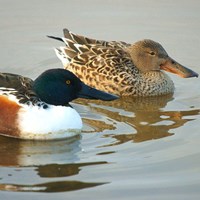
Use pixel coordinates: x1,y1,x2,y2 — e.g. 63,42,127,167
0,0,200,199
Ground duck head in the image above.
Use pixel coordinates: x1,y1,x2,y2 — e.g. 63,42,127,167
127,39,198,78
33,69,118,106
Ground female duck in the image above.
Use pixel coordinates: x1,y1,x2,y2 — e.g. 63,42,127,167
48,29,198,96
0,69,118,140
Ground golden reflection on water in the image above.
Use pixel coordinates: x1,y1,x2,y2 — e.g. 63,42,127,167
76,94,199,145
102,108,199,145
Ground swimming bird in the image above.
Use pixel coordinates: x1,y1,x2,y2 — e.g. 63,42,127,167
48,29,198,96
0,68,118,140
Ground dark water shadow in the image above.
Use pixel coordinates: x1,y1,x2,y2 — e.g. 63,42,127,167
37,161,108,178
75,95,200,145
0,180,107,193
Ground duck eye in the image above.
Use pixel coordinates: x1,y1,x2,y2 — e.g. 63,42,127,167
149,51,155,56
66,80,71,85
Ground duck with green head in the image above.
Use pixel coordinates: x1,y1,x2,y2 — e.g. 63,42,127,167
0,68,118,140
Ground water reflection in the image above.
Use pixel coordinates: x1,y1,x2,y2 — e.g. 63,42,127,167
0,135,81,166
37,161,108,178
0,136,108,192
0,180,107,193
102,109,199,145
76,95,200,145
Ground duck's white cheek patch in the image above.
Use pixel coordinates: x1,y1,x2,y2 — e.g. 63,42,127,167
17,105,82,140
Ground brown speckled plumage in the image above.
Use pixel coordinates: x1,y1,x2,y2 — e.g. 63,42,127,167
49,29,198,96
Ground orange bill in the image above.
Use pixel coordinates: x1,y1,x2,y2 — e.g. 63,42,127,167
160,57,199,78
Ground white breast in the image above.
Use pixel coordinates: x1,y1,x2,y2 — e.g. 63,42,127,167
17,105,82,140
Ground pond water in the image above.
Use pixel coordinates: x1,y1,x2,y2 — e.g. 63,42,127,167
0,0,200,199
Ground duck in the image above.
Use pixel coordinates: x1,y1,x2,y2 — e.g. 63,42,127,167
0,68,118,140
48,29,198,96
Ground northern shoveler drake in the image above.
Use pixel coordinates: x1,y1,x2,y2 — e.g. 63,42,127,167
48,29,198,96
0,68,118,140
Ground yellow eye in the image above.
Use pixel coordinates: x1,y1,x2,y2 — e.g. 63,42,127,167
66,80,71,85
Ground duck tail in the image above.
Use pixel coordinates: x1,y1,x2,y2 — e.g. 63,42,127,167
49,29,98,68
63,28,101,45
47,35,64,43
54,48,72,67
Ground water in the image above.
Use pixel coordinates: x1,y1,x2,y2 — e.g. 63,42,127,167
0,0,200,199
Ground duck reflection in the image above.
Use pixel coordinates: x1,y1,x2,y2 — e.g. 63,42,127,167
0,135,81,166
37,161,107,178
75,95,199,145
0,180,107,193
0,136,108,193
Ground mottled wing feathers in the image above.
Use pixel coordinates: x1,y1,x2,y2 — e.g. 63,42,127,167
56,29,132,68
0,73,32,89
63,28,104,46
62,45,138,94
0,73,43,106
63,28,130,48
50,28,131,64
52,29,137,95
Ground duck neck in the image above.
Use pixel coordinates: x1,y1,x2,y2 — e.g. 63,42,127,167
127,71,175,96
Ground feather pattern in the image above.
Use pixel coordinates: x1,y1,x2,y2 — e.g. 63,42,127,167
0,68,118,140
49,29,198,96
49,29,174,96
0,73,48,108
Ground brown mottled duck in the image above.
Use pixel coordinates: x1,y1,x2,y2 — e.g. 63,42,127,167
48,29,198,96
